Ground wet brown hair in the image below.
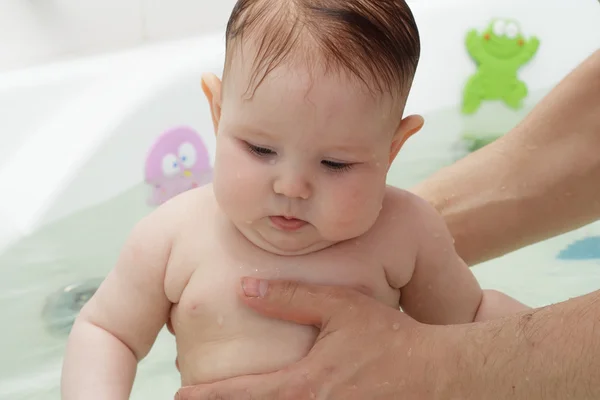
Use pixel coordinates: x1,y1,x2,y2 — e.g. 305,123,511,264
224,0,421,99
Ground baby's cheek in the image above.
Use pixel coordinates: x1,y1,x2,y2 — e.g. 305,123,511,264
213,146,263,215
326,181,380,230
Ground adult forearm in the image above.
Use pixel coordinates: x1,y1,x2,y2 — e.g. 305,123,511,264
444,290,600,399
412,50,600,265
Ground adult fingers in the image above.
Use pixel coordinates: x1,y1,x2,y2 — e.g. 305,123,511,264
238,277,372,329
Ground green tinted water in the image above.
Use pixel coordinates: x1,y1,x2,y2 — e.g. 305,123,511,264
0,183,181,399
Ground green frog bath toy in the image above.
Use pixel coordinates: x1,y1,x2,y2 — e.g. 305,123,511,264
462,19,540,114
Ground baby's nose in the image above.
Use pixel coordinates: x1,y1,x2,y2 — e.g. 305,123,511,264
273,173,311,200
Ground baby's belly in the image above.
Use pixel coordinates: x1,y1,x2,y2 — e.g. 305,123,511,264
175,316,318,386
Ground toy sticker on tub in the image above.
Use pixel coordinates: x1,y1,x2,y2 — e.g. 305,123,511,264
144,126,213,206
462,19,540,115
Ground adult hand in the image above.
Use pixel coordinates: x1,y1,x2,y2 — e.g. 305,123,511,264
175,278,458,400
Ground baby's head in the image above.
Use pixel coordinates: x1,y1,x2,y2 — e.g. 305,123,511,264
203,0,423,255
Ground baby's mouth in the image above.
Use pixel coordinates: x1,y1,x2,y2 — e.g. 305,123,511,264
269,216,307,232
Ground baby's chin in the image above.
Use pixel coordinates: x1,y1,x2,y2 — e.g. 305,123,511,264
259,239,336,257
234,222,343,256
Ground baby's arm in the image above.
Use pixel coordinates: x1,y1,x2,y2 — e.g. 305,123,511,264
61,211,173,399
388,193,527,325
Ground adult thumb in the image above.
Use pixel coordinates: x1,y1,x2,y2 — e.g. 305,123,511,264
238,277,371,328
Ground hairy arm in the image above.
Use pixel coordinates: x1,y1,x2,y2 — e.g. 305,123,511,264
412,49,600,265
442,290,600,398
390,193,527,324
61,211,173,400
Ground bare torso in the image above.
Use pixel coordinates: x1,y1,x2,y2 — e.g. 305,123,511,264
165,187,414,385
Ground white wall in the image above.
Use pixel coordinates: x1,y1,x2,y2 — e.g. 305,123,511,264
0,0,237,71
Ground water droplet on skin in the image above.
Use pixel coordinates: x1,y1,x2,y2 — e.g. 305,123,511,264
254,268,259,272
407,348,412,357
500,186,506,191
217,315,224,326
392,323,401,331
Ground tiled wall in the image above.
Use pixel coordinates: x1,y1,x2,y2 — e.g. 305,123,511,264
0,0,237,72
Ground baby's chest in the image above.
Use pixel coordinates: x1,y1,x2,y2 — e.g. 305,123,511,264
172,240,400,322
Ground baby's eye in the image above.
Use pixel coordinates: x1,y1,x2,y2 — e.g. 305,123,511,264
322,160,353,172
247,143,276,157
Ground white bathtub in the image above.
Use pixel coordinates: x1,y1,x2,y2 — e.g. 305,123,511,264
1,1,599,398
0,33,228,400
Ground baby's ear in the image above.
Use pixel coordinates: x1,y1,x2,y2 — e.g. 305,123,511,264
390,115,425,165
201,73,223,136
389,115,424,165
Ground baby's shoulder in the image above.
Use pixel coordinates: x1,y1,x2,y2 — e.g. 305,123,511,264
362,187,448,287
356,187,437,287
380,186,436,225
150,185,217,229
144,186,217,300
154,185,216,222
368,186,444,246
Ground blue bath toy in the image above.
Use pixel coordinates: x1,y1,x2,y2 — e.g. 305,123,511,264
556,236,600,260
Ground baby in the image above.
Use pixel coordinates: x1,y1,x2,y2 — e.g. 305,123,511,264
62,0,528,398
